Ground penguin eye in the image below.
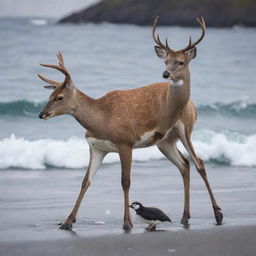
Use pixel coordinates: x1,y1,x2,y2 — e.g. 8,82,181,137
133,204,140,209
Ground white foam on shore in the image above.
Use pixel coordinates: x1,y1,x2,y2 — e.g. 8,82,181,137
30,19,47,26
0,132,255,170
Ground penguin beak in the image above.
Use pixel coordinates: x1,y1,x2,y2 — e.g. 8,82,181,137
129,205,133,209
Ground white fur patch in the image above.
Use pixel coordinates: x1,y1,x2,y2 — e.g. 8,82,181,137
88,149,106,182
87,137,117,152
134,130,156,148
170,79,184,86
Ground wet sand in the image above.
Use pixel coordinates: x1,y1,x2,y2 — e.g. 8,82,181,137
1,225,255,256
0,161,256,255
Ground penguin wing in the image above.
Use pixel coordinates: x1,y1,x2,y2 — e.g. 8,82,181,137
142,207,171,222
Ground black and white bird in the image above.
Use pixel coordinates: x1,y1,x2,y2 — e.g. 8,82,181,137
129,201,171,231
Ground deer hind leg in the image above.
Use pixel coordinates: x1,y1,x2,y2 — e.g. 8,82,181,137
157,135,191,225
177,124,223,225
59,147,107,230
117,144,133,231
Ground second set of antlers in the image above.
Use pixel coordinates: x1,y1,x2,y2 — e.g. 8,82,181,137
38,17,206,86
152,16,206,53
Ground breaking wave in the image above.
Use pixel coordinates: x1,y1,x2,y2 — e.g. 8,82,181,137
0,100,44,116
0,100,255,118
0,132,255,169
198,101,256,118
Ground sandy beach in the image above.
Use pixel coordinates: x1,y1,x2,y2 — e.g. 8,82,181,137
0,225,255,256
0,162,256,256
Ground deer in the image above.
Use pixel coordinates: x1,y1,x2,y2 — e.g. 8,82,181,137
38,17,222,231
151,16,223,225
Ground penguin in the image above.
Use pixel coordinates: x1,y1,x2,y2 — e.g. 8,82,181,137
129,201,171,231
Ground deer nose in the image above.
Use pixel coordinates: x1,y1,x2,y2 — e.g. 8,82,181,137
39,112,45,119
162,71,170,79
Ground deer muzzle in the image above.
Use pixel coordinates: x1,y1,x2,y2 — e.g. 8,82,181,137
39,111,54,120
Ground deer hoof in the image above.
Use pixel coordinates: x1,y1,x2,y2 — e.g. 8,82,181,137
59,223,73,230
180,216,190,225
123,224,133,231
215,211,223,225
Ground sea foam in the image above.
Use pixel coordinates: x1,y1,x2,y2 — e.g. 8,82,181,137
30,19,47,26
0,132,255,169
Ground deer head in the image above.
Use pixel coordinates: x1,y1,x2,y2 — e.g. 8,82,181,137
152,17,206,84
38,52,76,120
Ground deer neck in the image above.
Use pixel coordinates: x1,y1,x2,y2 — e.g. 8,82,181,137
167,69,190,111
71,89,103,134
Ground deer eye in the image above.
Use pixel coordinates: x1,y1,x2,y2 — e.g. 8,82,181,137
56,95,64,102
179,61,184,66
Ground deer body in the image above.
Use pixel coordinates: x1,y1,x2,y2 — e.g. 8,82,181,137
72,82,191,149
38,17,222,230
85,96,196,152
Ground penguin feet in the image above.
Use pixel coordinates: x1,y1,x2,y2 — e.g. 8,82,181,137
145,224,156,232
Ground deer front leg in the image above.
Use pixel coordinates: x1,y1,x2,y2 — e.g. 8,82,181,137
118,145,133,231
60,147,107,230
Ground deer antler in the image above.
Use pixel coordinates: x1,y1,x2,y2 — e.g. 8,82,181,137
152,16,206,53
37,74,62,88
180,17,206,52
38,52,71,88
152,16,173,53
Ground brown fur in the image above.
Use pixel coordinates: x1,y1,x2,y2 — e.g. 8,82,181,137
81,82,191,145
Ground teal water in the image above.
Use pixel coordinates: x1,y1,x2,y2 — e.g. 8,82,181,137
0,17,255,168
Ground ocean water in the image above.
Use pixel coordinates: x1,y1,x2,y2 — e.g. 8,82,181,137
0,17,255,169
0,17,256,241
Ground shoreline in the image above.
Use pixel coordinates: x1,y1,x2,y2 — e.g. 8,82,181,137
1,225,255,256
1,164,256,243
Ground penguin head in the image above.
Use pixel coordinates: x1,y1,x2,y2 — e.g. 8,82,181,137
129,201,143,210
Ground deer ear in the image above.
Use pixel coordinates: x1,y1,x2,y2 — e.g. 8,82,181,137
154,46,167,59
185,47,197,61
44,85,56,90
